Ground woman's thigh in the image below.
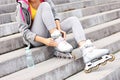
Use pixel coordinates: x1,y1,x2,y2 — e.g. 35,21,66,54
30,4,50,47
60,17,75,33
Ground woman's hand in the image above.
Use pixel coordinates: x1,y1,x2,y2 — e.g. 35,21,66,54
55,20,66,39
59,29,66,39
43,38,57,47
35,36,57,47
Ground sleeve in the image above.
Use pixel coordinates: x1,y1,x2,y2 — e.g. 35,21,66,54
16,3,37,46
45,0,60,21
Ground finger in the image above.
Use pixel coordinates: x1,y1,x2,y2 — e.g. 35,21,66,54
63,32,66,39
50,38,54,41
49,42,57,47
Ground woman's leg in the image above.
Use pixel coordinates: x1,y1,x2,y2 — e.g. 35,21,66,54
60,16,86,47
30,2,57,47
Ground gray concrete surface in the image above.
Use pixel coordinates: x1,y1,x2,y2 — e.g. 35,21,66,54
66,51,120,80
1,18,120,77
0,3,16,14
0,0,120,79
0,12,16,24
58,2,120,20
0,22,18,38
0,0,16,5
1,18,120,54
1,32,120,80
55,0,120,12
80,8,120,28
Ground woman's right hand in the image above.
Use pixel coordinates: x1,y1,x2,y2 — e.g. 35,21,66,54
43,38,57,47
35,35,57,47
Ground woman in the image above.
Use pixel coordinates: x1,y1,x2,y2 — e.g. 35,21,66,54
16,0,112,72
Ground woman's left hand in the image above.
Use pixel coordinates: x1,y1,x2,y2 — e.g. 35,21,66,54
59,29,66,39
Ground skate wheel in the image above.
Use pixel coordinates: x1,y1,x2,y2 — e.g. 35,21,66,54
72,54,76,60
84,69,92,73
68,57,72,59
108,54,115,62
100,61,107,66
58,56,61,58
92,65,99,70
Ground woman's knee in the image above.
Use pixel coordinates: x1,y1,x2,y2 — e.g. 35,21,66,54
40,2,51,10
29,40,43,47
68,16,79,22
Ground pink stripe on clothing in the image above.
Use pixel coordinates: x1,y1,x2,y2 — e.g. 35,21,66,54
20,7,25,21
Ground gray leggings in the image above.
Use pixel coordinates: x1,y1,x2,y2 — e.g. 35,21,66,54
30,2,86,47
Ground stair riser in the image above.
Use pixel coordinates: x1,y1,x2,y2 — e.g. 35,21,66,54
34,58,84,80
0,46,54,78
1,22,120,77
0,0,16,5
52,0,82,4
86,23,120,41
81,10,120,28
0,13,16,24
58,2,120,20
0,3,16,14
0,35,24,54
1,9,120,37
56,0,120,12
0,22,18,38
1,20,119,54
29,39,120,80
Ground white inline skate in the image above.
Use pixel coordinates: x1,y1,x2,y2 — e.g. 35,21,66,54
51,30,73,59
80,40,115,73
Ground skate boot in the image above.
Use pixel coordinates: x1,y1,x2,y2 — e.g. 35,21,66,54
51,30,73,59
80,40,115,73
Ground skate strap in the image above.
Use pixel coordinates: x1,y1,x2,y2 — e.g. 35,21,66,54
55,36,64,43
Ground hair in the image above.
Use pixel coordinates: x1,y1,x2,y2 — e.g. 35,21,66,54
16,0,44,3
40,0,44,2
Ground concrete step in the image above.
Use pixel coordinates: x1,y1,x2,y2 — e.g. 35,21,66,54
0,18,120,54
1,18,120,77
0,33,24,54
0,0,16,5
80,8,120,29
0,22,18,38
54,0,120,5
66,51,120,80
0,3,16,14
55,0,120,12
58,2,120,20
0,0,119,14
52,0,82,4
1,32,120,80
1,8,119,27
1,8,120,37
0,12,16,25
0,46,54,78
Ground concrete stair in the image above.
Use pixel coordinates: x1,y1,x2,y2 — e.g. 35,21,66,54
1,18,120,77
1,8,120,54
0,22,18,38
0,3,16,14
0,0,16,5
1,32,120,80
55,0,120,12
66,51,120,80
0,0,120,80
58,2,120,20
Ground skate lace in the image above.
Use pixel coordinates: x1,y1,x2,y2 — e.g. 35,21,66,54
56,36,68,46
84,44,94,49
83,43,95,54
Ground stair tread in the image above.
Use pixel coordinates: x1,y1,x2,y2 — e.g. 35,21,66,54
80,8,120,20
1,18,120,61
1,32,120,80
66,51,120,80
